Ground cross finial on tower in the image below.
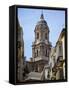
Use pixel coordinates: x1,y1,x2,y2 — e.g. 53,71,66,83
40,10,44,19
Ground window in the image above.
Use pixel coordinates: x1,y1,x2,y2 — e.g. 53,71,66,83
37,33,39,39
37,50,38,57
42,46,44,55
45,49,49,57
45,49,47,56
45,33,47,39
35,50,38,57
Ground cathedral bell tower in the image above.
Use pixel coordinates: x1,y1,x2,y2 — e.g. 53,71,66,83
32,12,51,72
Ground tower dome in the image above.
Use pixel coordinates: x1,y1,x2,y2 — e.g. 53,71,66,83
35,13,49,32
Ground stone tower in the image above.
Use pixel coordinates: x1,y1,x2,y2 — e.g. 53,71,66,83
32,12,51,73
17,18,24,81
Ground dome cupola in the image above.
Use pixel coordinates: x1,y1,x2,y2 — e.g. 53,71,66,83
35,12,49,32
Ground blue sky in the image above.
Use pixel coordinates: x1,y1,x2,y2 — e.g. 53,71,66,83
18,8,65,60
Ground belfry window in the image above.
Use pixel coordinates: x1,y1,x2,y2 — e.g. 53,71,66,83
59,43,63,56
37,50,38,57
45,49,47,56
37,33,39,39
45,33,47,39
